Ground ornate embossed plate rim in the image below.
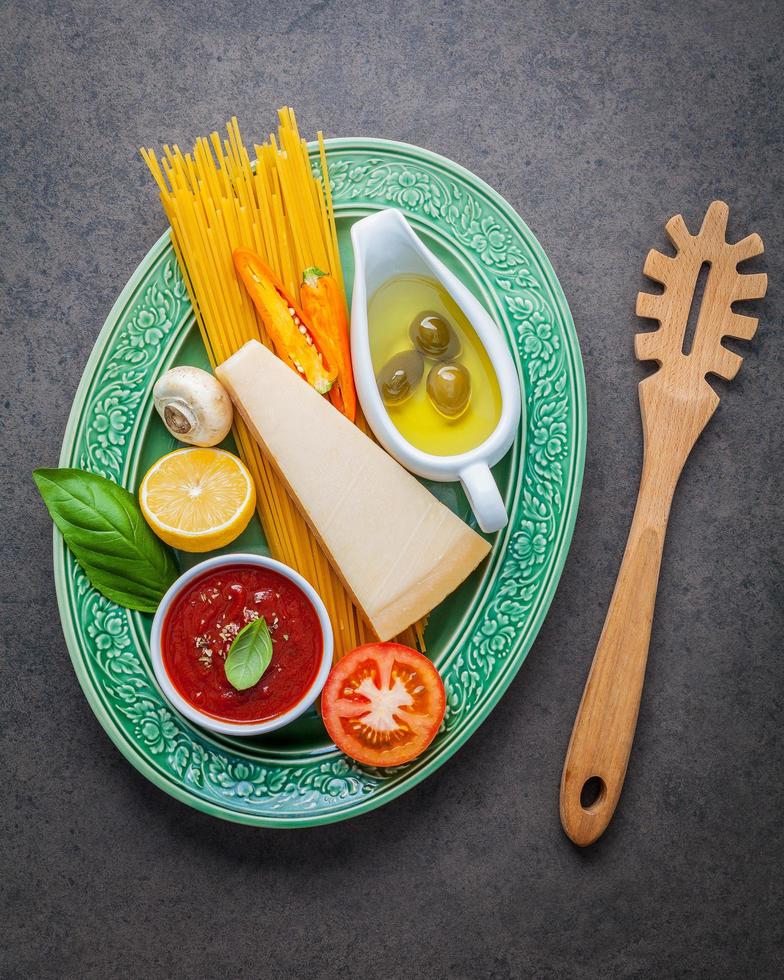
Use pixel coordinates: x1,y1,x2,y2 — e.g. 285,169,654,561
54,138,586,826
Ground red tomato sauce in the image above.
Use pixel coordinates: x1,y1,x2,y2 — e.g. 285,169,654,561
162,564,322,724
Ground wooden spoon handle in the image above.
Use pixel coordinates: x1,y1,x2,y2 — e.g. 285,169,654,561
560,482,671,846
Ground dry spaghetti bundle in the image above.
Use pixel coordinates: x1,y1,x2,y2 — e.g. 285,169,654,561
142,109,425,658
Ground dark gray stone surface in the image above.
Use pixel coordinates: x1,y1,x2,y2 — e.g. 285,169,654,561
2,1,782,977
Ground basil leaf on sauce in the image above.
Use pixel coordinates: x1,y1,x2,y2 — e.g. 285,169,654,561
33,467,178,614
224,617,273,691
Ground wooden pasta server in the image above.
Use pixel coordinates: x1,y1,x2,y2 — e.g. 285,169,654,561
560,201,767,846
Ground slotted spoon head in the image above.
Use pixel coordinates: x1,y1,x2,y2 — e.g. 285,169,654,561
633,201,767,467
560,201,767,847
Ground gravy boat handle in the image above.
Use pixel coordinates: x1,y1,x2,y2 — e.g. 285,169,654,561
459,462,507,533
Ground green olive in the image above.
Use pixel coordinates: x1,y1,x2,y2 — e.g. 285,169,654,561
376,349,424,406
409,312,461,360
427,361,471,418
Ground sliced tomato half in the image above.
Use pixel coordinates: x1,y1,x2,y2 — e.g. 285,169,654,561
321,643,446,767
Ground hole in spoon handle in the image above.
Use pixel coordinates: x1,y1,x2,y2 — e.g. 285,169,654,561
580,775,606,810
561,765,621,846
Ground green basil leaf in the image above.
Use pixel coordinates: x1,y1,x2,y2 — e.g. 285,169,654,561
33,467,179,614
224,617,273,691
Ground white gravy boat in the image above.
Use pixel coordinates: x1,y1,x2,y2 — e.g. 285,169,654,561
350,208,522,533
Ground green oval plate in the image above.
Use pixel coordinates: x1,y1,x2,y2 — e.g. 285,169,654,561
55,139,586,826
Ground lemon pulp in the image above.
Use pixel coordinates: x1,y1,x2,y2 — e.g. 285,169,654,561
139,447,256,553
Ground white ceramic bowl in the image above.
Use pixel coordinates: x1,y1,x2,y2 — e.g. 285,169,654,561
150,553,334,736
350,209,522,534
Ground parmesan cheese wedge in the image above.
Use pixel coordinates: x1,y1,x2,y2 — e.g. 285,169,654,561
216,340,491,640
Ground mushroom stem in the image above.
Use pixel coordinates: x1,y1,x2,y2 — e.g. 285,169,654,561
153,366,233,447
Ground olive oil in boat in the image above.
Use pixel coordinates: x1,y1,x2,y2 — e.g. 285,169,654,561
368,275,502,456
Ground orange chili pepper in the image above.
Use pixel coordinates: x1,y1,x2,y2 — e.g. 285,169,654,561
300,267,357,421
233,250,336,395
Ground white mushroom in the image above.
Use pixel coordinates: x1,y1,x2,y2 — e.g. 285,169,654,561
153,366,233,447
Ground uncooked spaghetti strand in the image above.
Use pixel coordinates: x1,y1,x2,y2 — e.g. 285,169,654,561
142,111,428,659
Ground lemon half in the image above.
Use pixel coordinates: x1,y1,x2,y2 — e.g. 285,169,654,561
139,448,256,553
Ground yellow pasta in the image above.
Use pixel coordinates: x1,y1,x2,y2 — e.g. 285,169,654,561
142,109,426,659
